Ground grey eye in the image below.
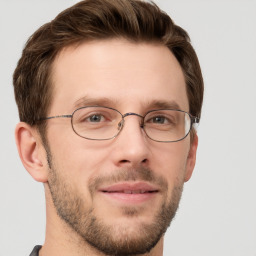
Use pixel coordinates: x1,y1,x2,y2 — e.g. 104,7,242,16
89,114,103,122
152,116,166,124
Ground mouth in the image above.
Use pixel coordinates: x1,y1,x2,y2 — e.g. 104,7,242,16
98,182,159,204
103,190,156,194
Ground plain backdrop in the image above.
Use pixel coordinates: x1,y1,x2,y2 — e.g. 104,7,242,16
0,1,256,255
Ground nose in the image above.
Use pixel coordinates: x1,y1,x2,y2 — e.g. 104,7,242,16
111,114,151,168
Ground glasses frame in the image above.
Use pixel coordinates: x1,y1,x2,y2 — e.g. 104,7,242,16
40,106,199,143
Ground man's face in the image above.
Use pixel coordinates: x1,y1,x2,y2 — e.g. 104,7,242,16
44,39,197,255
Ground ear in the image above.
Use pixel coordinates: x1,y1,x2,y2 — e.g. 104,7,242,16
184,133,198,182
15,122,48,183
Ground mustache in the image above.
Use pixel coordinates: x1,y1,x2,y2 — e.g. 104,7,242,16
89,166,168,193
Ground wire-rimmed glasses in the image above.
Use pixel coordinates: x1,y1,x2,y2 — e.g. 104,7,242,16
41,106,199,142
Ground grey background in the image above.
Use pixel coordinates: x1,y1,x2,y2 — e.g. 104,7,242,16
1,0,256,255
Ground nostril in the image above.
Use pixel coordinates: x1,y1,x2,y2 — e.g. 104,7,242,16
120,159,129,163
119,159,147,164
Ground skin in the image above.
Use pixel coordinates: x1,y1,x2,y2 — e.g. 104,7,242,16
15,39,198,256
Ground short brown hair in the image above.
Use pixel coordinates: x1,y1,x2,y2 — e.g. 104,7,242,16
13,0,203,130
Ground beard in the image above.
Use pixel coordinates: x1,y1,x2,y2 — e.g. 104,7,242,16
47,153,184,256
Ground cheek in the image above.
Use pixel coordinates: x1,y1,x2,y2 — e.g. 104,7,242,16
151,141,190,187
48,133,112,187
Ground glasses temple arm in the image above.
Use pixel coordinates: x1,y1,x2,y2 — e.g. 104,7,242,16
191,116,200,124
39,115,72,121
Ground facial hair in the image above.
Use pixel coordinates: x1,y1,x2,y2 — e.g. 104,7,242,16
47,153,184,256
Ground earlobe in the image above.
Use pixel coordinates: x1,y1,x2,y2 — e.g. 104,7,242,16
15,122,48,183
184,133,198,182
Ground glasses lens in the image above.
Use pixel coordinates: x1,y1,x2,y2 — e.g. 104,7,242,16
143,110,191,142
72,107,122,140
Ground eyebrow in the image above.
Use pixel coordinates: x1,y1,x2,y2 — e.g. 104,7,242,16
143,100,181,111
73,96,119,109
73,96,182,112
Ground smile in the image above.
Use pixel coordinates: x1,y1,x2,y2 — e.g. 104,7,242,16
99,182,159,204
104,190,155,194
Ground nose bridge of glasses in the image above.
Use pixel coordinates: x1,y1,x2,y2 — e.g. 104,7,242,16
123,112,144,126
118,112,144,130
123,112,143,119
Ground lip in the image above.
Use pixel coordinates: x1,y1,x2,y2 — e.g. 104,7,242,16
98,182,159,204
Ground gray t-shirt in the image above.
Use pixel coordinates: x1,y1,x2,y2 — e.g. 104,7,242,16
29,245,42,256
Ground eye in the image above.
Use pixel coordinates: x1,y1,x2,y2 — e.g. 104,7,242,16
147,115,173,125
145,111,177,127
151,116,167,124
88,114,105,122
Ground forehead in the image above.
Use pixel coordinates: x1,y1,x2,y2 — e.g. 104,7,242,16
50,39,188,114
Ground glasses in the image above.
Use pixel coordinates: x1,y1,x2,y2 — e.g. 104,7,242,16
41,106,199,142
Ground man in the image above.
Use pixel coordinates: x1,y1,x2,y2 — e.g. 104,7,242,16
13,0,203,255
